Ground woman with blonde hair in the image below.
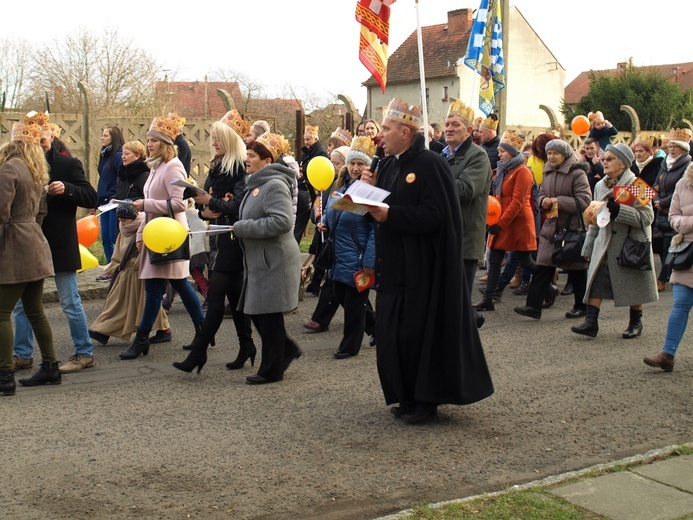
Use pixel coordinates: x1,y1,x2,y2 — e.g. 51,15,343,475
0,120,60,394
122,115,205,360
174,110,256,374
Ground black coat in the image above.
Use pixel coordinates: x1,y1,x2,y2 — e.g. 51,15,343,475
373,133,494,406
43,147,98,272
299,141,329,204
482,135,501,171
633,156,663,188
175,134,192,175
115,159,149,200
198,160,247,273
654,154,692,212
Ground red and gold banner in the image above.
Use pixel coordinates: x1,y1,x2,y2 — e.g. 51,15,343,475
356,0,396,93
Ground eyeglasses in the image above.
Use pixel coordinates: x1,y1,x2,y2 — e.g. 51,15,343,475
603,156,617,162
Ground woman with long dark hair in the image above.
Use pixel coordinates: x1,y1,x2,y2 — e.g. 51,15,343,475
95,125,124,267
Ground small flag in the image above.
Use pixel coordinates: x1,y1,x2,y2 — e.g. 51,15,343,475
461,0,506,116
356,0,396,93
627,178,656,207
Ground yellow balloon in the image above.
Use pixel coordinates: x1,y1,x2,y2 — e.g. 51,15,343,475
77,244,99,273
142,217,188,254
306,156,336,191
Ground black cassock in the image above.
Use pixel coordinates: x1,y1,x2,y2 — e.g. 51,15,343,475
373,134,494,406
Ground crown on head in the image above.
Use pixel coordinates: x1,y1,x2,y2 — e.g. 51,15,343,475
480,114,498,131
49,123,62,139
446,99,475,126
24,111,50,129
220,110,251,138
277,135,291,155
346,136,376,164
500,130,525,152
256,132,286,162
588,111,604,124
669,128,689,143
149,115,181,142
305,125,319,138
11,122,42,144
384,98,422,129
168,113,186,132
331,127,353,146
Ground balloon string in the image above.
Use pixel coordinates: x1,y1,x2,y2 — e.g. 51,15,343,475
319,191,325,242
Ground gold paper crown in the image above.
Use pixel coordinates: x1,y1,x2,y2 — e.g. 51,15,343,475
149,115,180,142
500,130,525,152
255,132,285,162
384,98,422,129
277,135,291,155
331,127,353,146
446,99,475,126
347,136,376,163
168,112,186,132
473,116,483,126
24,111,50,129
11,122,42,144
588,111,604,124
305,125,319,138
669,128,689,143
220,110,251,138
49,123,62,139
480,115,498,131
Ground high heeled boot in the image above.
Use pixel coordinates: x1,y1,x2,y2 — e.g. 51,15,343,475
622,309,643,339
172,342,207,374
119,329,150,359
183,322,215,351
18,361,62,386
0,369,16,396
570,305,600,337
226,339,257,370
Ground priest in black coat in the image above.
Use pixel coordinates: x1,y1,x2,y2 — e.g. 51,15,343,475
361,99,494,424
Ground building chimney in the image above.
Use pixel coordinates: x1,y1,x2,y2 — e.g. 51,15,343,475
447,9,473,35
616,62,627,70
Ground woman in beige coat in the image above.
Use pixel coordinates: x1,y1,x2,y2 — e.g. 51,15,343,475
0,122,59,395
121,116,205,360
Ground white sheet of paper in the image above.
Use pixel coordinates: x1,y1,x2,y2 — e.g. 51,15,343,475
171,178,206,195
597,205,611,228
98,202,118,213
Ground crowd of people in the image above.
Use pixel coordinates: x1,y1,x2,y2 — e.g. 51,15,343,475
0,103,690,423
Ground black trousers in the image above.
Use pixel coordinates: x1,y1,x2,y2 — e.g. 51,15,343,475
294,189,312,243
251,313,300,381
484,249,535,300
199,270,253,351
331,282,373,355
526,266,587,310
311,280,375,337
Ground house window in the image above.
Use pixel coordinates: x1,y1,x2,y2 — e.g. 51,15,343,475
425,88,430,110
442,86,448,102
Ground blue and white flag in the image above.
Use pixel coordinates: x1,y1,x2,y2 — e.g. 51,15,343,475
460,0,505,116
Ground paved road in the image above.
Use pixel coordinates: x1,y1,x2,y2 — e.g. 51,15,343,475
2,273,691,519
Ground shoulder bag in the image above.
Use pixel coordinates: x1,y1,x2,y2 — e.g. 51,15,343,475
551,198,587,266
148,200,191,265
617,221,652,271
665,241,693,271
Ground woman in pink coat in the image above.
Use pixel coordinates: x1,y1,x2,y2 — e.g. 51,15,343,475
121,116,205,360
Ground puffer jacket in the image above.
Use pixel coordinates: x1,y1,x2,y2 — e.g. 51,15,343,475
323,179,375,287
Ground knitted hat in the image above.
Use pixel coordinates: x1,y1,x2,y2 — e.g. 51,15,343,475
116,201,139,220
606,143,635,168
331,145,350,164
498,130,525,157
545,139,573,158
147,115,180,145
347,136,376,164
668,128,691,152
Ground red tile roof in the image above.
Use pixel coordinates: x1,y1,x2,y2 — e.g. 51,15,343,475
362,22,469,86
564,62,693,105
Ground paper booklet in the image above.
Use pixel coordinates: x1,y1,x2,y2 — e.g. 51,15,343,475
171,178,206,195
330,180,390,216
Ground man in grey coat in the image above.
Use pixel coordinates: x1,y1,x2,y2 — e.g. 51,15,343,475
442,100,493,293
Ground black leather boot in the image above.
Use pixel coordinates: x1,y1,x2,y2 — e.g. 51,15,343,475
0,369,16,396
18,361,62,386
623,309,643,339
119,329,150,359
173,346,208,374
571,305,600,337
183,322,215,351
226,339,257,370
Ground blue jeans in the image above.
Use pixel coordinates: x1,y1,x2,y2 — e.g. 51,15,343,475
140,278,204,332
14,271,93,359
663,283,693,357
100,210,118,263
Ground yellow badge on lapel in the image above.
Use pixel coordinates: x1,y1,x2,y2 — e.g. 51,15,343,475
252,188,260,197
406,173,416,183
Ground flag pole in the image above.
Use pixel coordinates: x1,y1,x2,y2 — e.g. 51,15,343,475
414,0,429,149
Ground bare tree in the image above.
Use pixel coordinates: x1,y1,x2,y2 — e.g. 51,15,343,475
210,68,265,113
0,38,34,110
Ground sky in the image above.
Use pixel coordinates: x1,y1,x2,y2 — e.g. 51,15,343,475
4,1,692,112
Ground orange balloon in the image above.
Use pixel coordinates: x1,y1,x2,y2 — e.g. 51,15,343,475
76,215,100,247
486,196,501,225
571,115,590,135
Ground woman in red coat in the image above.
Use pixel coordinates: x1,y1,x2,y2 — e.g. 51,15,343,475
474,131,536,311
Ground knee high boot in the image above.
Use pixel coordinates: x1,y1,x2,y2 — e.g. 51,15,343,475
622,309,643,339
119,329,150,359
571,305,600,337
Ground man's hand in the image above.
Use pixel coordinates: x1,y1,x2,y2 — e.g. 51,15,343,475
201,208,222,219
47,181,65,196
366,205,388,222
316,222,327,233
193,192,212,205
360,169,374,185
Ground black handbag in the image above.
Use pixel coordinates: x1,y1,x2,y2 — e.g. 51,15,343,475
551,198,587,266
148,200,190,265
654,212,673,233
314,209,343,271
617,223,652,271
665,241,693,271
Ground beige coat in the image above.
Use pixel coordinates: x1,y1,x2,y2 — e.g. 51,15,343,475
91,215,169,340
0,156,54,284
136,158,190,280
